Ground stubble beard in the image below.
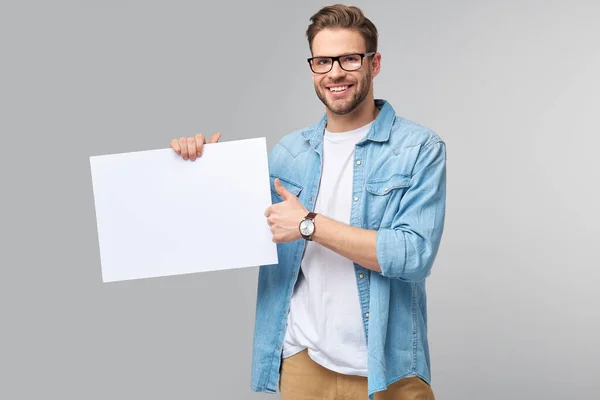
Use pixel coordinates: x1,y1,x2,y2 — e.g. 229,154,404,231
315,69,372,116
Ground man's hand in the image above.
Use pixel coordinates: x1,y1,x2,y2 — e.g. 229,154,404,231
265,178,309,243
170,132,221,161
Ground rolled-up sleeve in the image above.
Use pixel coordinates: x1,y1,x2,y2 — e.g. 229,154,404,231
376,139,447,281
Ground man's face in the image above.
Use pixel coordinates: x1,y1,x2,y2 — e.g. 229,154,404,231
310,28,379,116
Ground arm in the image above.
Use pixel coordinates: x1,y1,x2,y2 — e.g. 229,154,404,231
266,139,446,281
311,215,381,271
314,139,447,281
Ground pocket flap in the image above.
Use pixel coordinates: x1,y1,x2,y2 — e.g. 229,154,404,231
366,174,410,195
270,174,303,197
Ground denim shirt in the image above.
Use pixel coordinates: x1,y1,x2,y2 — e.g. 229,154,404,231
250,99,446,399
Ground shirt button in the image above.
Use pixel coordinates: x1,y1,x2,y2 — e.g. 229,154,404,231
277,345,281,350
359,273,364,279
365,312,370,318
292,271,296,276
309,196,314,202
354,196,359,201
356,160,361,166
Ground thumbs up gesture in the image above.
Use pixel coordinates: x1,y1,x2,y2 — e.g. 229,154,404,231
264,178,309,243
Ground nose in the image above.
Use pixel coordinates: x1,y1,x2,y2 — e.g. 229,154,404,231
328,59,346,79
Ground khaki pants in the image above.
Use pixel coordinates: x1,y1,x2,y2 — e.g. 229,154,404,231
279,349,435,400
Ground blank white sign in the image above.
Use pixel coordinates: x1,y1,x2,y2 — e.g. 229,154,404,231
89,137,278,283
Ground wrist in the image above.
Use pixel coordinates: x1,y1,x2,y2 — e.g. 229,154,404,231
299,211,317,241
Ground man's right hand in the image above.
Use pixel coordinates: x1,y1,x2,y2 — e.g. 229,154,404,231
170,132,222,161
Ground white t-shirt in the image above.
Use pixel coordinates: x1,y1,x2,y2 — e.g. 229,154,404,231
282,121,374,377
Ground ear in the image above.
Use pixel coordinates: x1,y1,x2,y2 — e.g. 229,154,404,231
371,52,382,78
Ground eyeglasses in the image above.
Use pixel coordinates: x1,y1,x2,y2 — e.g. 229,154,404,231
307,52,375,74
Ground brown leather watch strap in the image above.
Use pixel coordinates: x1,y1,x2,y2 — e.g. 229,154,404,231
306,212,317,220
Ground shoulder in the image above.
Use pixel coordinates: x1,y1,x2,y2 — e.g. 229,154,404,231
391,115,444,150
268,122,320,184
270,122,319,159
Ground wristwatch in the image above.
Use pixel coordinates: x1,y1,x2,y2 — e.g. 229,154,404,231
299,212,317,241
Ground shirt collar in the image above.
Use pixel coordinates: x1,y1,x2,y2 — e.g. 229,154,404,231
302,99,395,149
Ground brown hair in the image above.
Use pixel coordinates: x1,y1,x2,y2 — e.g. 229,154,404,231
306,4,378,54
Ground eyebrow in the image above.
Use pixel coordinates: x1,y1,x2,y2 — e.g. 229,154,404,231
312,51,365,58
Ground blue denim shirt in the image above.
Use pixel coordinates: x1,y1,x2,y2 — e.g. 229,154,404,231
250,99,446,399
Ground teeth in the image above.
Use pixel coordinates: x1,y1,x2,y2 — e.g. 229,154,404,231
330,86,348,92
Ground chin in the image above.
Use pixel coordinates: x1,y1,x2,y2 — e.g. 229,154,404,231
328,98,360,115
329,104,355,115
315,87,363,116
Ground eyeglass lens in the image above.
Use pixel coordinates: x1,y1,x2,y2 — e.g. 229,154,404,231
311,54,363,73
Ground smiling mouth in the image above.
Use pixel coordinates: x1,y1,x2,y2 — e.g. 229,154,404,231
328,84,353,94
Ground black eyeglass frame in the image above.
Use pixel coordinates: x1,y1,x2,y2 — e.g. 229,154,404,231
307,51,376,74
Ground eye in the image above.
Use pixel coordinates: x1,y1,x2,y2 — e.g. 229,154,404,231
342,55,360,63
315,58,331,65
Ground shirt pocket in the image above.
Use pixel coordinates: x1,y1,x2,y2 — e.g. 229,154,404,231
366,173,411,196
270,174,303,203
365,173,411,228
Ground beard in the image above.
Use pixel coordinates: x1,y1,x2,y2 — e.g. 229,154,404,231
315,68,372,116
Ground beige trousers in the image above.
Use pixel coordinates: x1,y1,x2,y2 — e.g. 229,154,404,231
279,349,435,400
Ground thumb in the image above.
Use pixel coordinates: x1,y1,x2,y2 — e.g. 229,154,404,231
209,132,222,143
274,178,292,200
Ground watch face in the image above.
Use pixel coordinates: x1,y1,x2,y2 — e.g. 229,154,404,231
300,219,314,236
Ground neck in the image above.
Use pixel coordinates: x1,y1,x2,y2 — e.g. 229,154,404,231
325,93,379,133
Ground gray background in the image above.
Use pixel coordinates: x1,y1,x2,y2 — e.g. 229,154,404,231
1,0,598,399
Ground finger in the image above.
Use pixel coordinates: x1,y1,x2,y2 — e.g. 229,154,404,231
170,139,181,154
187,137,197,161
209,132,222,144
195,134,206,157
179,137,188,160
274,178,291,200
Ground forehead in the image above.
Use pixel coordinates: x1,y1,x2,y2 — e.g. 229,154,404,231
311,28,367,56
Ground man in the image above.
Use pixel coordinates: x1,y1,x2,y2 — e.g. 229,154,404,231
170,5,446,400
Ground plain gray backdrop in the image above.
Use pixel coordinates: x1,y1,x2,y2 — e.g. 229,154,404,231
1,0,599,399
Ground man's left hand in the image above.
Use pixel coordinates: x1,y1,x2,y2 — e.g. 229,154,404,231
264,178,309,243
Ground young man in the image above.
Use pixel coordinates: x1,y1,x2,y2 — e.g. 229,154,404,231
171,5,446,400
